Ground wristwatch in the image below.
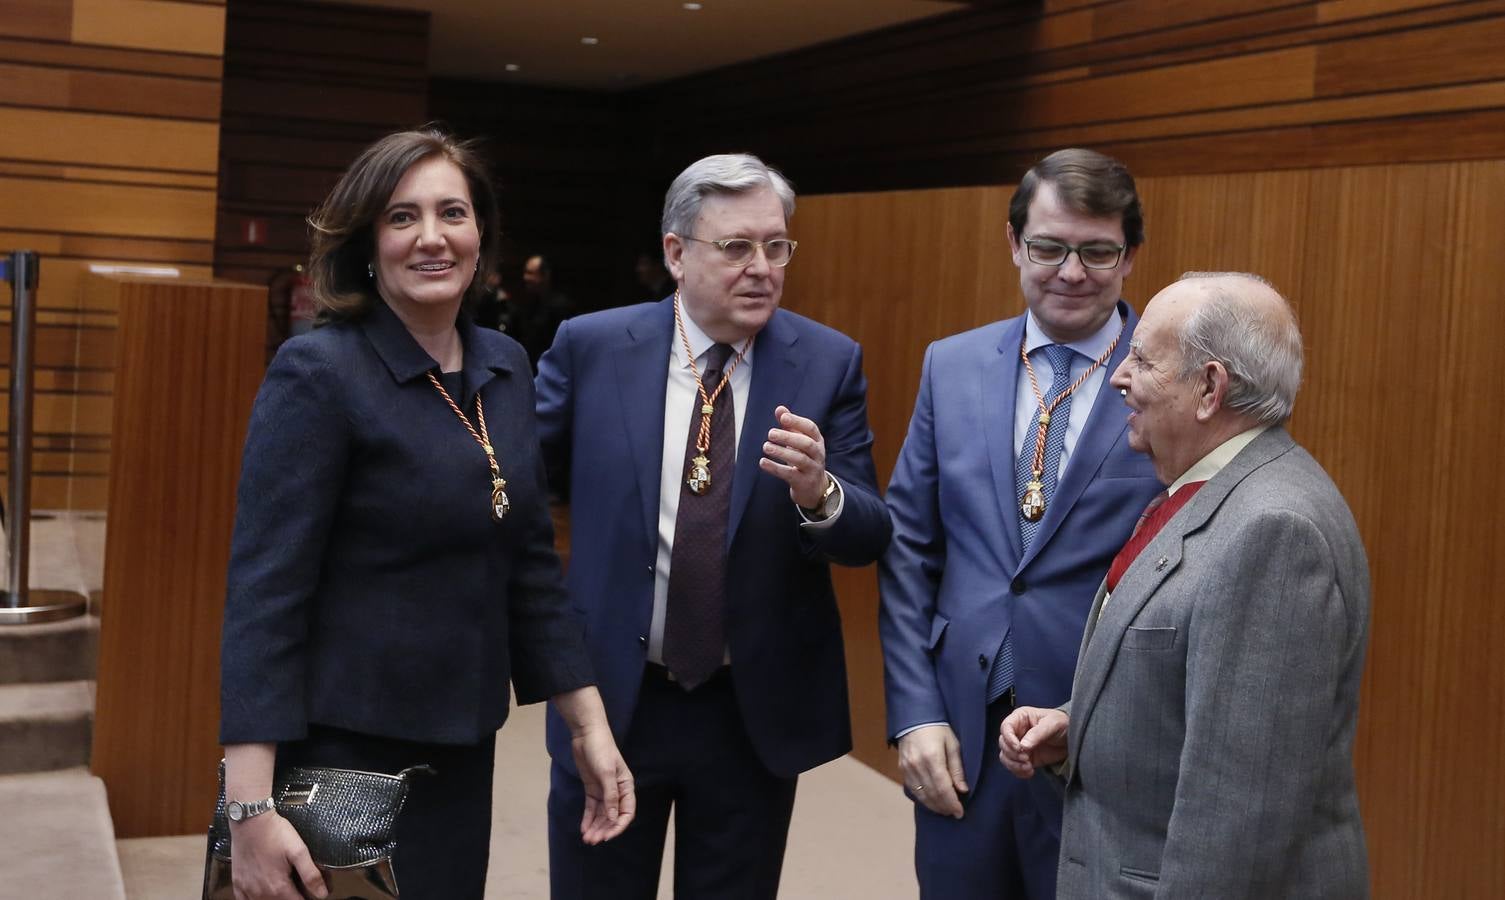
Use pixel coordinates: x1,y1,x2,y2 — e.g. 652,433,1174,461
799,473,840,520
226,795,276,823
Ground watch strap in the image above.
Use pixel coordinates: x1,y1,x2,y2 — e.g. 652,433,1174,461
799,473,839,519
229,795,276,821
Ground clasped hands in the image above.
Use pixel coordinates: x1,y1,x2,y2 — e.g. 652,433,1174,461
998,706,1070,779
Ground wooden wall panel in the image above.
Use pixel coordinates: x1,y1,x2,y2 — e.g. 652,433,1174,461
70,0,225,55
213,0,430,293
90,277,266,838
0,0,71,40
0,178,216,240
781,158,1504,898
0,108,220,171
1315,16,1505,94
624,0,1505,194
0,0,224,510
436,1,1505,305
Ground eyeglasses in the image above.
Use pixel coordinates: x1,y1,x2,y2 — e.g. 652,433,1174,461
1022,237,1126,270
683,236,798,268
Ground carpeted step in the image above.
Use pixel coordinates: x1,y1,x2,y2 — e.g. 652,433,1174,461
0,680,93,775
0,767,126,899
0,614,99,684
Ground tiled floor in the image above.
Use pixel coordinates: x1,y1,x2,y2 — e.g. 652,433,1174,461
117,698,920,898
21,511,919,898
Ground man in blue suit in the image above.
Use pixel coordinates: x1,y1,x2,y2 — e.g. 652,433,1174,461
538,153,891,899
879,148,1164,898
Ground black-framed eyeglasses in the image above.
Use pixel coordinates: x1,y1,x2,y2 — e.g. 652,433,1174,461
684,236,798,268
1022,237,1126,270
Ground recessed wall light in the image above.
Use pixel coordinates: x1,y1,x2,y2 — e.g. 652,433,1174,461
504,63,520,72
683,2,703,9
88,264,181,277
580,36,599,45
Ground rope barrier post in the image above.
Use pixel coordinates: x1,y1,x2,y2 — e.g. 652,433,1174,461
1,249,88,625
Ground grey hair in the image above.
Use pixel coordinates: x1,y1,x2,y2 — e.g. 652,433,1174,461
1175,272,1303,425
661,153,796,238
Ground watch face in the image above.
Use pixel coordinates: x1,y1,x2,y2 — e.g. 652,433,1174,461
227,801,244,822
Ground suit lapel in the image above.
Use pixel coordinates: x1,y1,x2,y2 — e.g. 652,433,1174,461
729,312,803,547
1021,301,1138,569
1068,426,1297,757
982,317,1026,566
614,300,675,547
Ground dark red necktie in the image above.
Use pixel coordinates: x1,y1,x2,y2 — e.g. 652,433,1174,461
663,344,735,690
1106,481,1206,592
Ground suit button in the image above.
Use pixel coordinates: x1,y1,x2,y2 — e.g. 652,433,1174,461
978,654,988,669
638,635,647,648
1011,576,1026,594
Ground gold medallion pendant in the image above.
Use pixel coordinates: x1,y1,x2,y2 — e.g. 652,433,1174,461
490,478,510,522
1020,481,1046,522
687,455,711,495
425,371,511,526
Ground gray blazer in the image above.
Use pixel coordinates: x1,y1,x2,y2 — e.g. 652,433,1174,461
1057,427,1370,899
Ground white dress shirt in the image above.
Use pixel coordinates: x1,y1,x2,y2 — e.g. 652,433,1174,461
1012,307,1126,473
647,299,844,666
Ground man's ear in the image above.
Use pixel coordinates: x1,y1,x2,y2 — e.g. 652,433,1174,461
664,233,686,281
1195,360,1229,421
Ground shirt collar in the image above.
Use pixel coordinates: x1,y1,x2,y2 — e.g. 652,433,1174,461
672,295,756,371
1023,303,1125,362
1170,424,1271,495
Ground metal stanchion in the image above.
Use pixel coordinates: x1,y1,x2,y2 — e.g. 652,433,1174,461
0,250,88,625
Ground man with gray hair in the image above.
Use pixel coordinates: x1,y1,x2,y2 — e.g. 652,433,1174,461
1001,272,1371,898
537,153,891,897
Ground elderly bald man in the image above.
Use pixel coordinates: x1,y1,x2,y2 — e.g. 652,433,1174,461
1001,272,1371,899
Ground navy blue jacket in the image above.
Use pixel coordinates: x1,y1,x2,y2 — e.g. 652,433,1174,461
220,301,592,747
535,298,893,778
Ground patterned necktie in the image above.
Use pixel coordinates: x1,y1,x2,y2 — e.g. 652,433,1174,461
990,344,1079,706
1015,343,1079,550
663,343,735,690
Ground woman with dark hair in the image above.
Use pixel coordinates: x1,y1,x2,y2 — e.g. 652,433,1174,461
218,126,634,900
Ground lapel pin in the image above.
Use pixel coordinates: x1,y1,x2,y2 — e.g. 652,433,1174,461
1155,556,1169,572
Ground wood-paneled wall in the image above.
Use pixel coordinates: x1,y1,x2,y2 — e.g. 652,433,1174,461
214,0,429,292
633,0,1505,193
434,0,1505,327
0,0,224,508
782,159,1504,899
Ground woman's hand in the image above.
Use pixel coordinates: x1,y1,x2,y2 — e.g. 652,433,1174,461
223,743,327,899
229,813,327,900
552,685,637,844
571,723,637,844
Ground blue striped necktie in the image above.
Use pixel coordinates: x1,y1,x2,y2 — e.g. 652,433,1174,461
989,343,1078,705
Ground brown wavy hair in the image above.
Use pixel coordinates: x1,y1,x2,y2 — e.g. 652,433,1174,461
306,125,500,321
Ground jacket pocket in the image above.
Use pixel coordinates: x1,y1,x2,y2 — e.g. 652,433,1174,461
1123,625,1177,651
1120,864,1160,884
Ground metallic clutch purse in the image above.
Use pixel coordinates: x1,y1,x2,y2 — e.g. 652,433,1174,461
203,759,432,900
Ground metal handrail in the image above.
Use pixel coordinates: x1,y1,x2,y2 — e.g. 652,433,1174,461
1,250,87,625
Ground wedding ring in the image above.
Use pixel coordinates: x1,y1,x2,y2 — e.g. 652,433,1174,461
912,784,925,792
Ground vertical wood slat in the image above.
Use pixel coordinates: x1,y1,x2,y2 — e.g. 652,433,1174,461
89,276,266,838
781,158,1504,899
0,0,225,510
